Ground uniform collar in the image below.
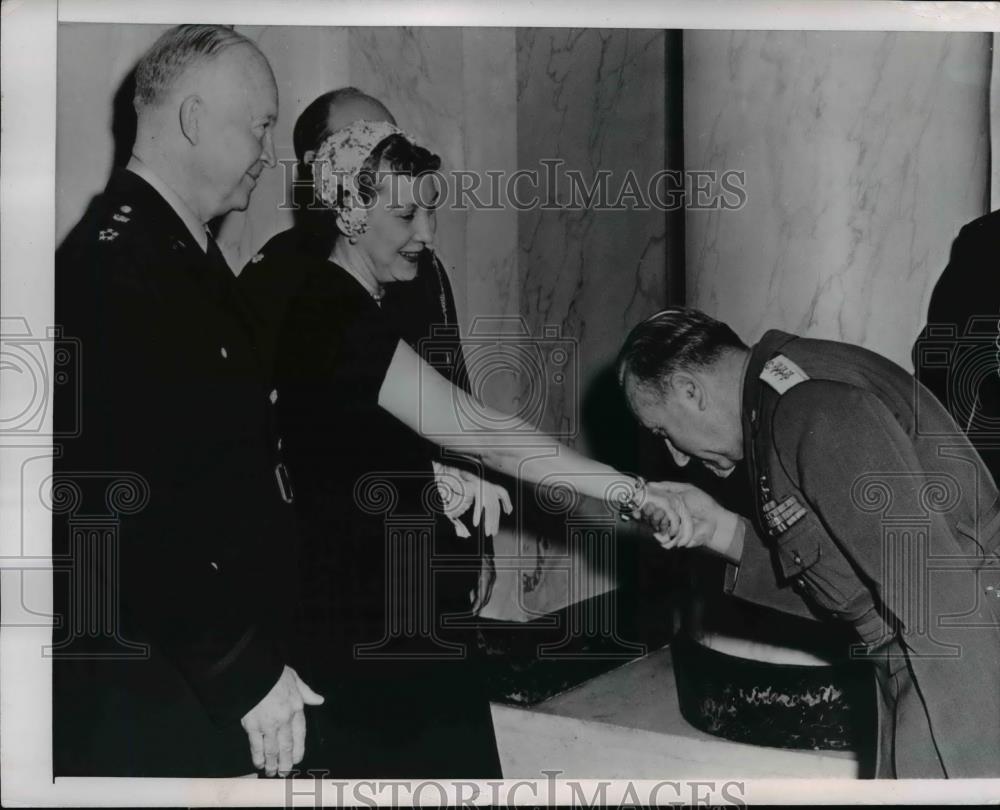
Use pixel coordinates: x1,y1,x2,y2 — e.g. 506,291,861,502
125,158,209,252
741,329,798,441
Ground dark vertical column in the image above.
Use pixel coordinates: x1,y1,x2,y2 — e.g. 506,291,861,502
664,30,686,306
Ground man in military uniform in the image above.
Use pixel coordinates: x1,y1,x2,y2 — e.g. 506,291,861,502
617,307,1000,778
54,24,321,777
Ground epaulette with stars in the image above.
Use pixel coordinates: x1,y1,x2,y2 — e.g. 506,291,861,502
97,204,133,243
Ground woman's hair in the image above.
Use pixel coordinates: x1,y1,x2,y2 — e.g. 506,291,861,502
293,110,441,250
616,307,747,392
349,134,442,208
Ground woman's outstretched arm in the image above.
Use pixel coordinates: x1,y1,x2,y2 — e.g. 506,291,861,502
378,338,672,516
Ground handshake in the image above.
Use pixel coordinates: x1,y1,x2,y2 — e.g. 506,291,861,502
625,481,744,562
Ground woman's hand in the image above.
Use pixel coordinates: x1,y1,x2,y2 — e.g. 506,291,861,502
634,483,694,549
432,461,513,538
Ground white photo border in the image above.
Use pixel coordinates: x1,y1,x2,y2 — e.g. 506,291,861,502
3,0,999,806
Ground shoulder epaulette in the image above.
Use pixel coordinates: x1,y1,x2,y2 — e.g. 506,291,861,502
96,204,134,243
760,353,810,394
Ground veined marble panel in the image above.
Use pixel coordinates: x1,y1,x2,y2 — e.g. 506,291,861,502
516,28,668,448
685,30,991,370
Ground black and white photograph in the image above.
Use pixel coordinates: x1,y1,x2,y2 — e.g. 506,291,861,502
2,0,999,805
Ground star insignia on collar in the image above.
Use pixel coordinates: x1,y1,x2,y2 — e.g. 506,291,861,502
98,228,118,242
112,213,130,223
250,252,265,264
119,205,132,213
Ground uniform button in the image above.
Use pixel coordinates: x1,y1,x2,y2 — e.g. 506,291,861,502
796,577,806,588
793,553,802,565
277,437,283,451
210,561,219,571
750,408,758,422
220,346,228,359
269,388,278,404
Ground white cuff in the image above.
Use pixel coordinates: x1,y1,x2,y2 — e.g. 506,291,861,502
710,509,745,562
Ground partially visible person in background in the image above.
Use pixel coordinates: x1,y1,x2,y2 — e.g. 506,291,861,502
913,209,1000,481
54,24,321,778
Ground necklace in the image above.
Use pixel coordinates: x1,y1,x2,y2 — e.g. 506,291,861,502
331,253,385,304
429,251,449,324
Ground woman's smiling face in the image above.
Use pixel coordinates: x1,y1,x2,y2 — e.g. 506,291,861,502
355,166,439,285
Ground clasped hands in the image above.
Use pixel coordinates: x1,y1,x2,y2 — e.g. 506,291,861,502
627,480,736,557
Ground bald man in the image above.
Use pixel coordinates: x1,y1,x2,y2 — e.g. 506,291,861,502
54,25,320,777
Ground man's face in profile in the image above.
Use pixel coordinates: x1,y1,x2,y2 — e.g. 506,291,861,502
195,45,278,218
625,374,743,477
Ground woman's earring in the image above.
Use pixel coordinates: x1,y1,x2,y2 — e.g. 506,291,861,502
348,236,358,245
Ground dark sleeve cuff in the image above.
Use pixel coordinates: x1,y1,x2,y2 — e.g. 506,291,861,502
722,518,822,621
195,624,286,724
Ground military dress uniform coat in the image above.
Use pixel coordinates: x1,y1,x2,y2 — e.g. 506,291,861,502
723,330,1000,777
54,169,297,776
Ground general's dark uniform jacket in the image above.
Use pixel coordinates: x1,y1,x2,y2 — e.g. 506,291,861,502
912,209,1000,483
54,169,296,776
725,330,1000,777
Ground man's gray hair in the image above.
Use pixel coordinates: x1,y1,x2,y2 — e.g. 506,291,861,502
616,307,748,393
134,24,256,110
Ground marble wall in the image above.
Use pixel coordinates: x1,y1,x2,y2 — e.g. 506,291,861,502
516,28,668,445
684,31,993,371
483,29,670,620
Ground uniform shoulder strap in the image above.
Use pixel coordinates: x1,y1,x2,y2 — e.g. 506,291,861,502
759,353,810,394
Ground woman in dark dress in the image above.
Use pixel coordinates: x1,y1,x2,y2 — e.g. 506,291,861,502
260,120,681,777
